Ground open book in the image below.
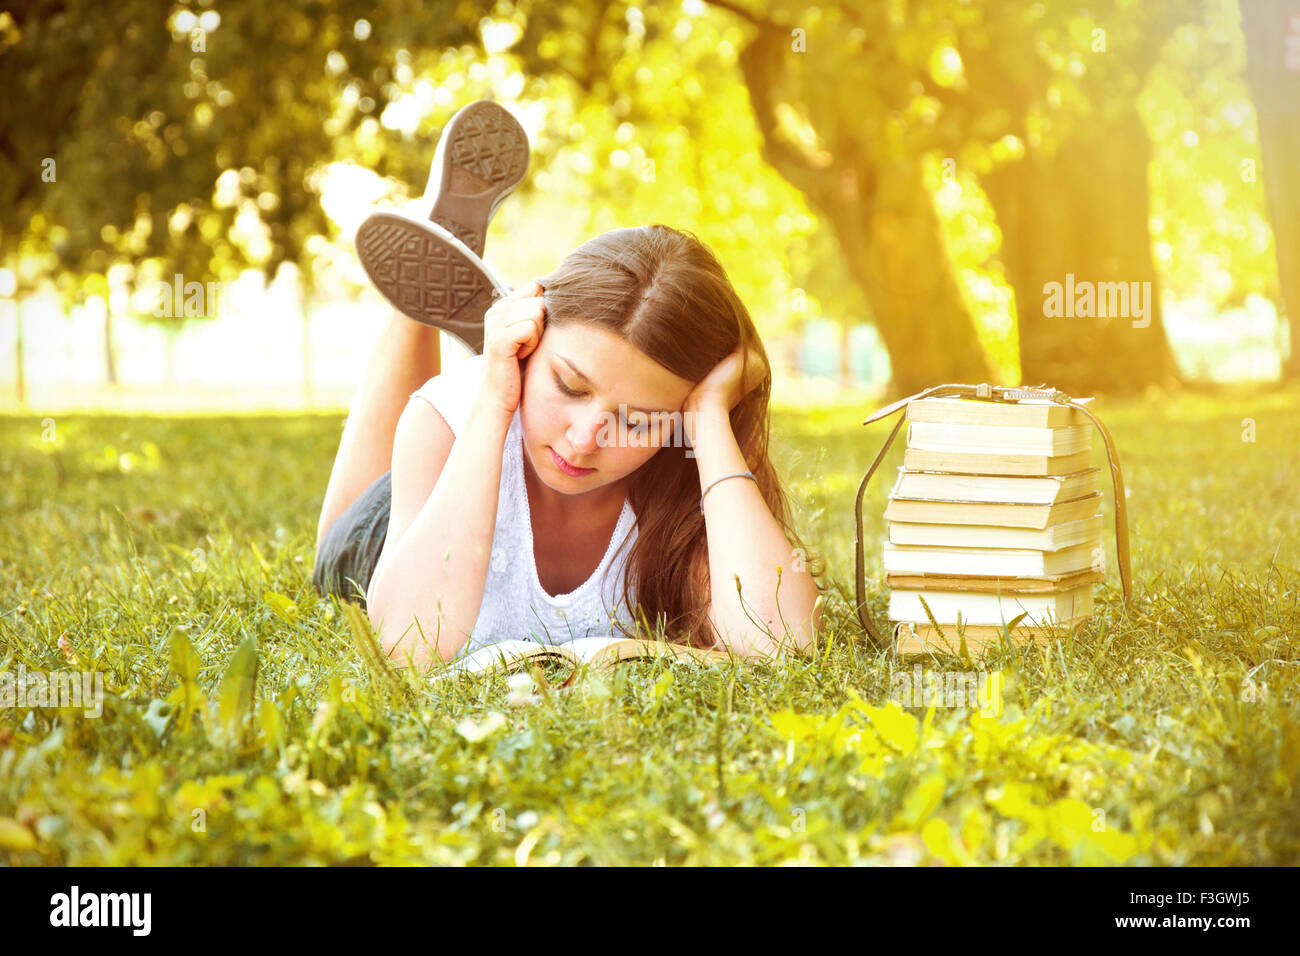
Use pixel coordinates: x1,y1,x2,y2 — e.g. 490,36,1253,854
428,636,738,685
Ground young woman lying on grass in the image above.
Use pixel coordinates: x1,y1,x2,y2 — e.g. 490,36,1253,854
313,224,823,670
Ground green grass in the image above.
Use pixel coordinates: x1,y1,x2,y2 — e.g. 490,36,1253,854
1,384,1298,865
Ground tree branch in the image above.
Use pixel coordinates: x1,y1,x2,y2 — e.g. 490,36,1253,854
728,19,838,211
700,0,770,28
579,0,615,93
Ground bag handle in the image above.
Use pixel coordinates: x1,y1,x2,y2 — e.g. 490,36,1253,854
853,383,1133,644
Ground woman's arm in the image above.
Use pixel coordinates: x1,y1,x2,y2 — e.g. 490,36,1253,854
688,400,821,658
366,280,547,671
366,391,513,669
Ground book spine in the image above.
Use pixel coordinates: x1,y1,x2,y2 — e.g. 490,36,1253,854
887,587,1093,625
902,448,1092,477
907,422,1092,456
905,400,1089,428
888,515,1102,550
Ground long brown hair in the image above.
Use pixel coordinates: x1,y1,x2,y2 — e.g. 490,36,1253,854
537,224,824,649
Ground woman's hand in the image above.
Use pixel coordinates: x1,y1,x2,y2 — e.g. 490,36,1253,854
684,343,768,417
681,344,768,451
480,280,546,419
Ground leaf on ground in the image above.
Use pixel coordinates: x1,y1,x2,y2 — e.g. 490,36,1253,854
218,635,258,744
263,591,299,623
341,601,405,701
167,626,203,732
0,818,36,851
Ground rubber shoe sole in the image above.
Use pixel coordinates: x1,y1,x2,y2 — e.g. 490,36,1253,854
355,212,511,354
422,100,529,258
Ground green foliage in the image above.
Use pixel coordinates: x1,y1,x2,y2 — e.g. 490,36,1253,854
1,0,483,308
217,634,258,748
1140,0,1281,307
768,693,1150,864
4,0,1291,393
507,2,828,339
1,387,1299,863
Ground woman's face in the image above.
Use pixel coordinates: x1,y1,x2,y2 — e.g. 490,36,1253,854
519,322,696,495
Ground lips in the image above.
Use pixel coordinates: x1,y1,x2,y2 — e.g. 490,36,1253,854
549,446,595,477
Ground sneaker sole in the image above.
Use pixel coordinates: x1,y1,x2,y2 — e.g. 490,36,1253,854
355,212,510,354
424,100,530,258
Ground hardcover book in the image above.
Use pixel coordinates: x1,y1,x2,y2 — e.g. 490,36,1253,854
880,541,1099,577
883,492,1103,529
906,421,1092,456
903,447,1094,477
893,619,1089,655
888,466,1101,505
904,396,1093,428
888,514,1104,551
887,584,1094,627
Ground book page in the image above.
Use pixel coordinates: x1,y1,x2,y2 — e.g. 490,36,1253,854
563,636,632,662
428,639,574,683
568,636,737,670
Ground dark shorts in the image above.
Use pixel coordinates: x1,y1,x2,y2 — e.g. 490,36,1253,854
312,470,393,610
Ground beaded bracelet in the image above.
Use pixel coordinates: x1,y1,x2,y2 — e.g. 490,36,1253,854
699,471,757,512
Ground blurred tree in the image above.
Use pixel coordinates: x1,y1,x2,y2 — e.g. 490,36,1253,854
512,0,1026,394
0,0,488,397
513,0,1191,394
1238,0,1300,378
3,0,1283,400
2,0,989,397
0,1,487,303
935,1,1189,393
694,1,997,394
0,0,827,390
490,4,837,376
1139,1,1280,321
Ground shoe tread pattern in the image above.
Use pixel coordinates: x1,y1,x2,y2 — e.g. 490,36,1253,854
446,103,529,187
431,214,484,254
430,102,529,257
356,216,494,353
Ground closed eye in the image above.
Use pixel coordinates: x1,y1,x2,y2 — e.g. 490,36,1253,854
553,371,584,397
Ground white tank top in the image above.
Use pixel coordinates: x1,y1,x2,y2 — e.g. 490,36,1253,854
410,355,640,660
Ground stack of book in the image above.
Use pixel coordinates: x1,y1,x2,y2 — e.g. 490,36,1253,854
884,397,1104,655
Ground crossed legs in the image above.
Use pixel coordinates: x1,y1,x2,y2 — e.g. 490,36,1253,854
314,309,442,552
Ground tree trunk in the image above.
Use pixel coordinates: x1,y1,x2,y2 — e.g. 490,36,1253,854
734,22,994,399
14,295,24,405
983,104,1180,395
301,291,313,407
165,325,176,388
826,160,995,396
104,307,117,386
839,319,852,387
1239,0,1300,379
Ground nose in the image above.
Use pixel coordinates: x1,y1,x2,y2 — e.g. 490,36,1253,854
565,407,605,457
